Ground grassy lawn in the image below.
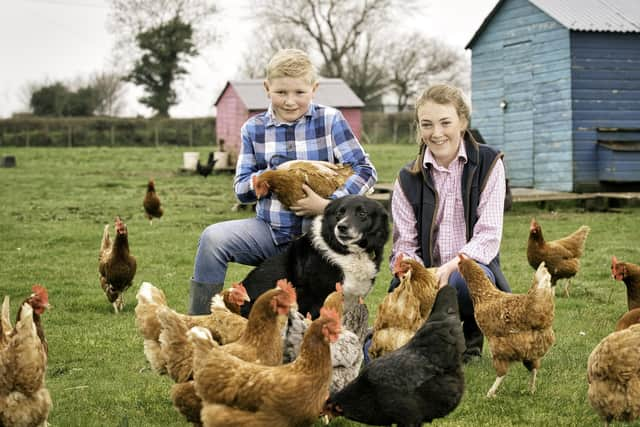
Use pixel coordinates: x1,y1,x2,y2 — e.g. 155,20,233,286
1,145,638,426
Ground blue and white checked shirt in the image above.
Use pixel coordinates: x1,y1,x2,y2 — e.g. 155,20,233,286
234,103,377,245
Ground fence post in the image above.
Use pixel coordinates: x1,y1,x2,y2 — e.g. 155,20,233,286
110,125,115,146
154,124,159,147
392,120,398,144
189,123,193,147
25,130,30,148
68,125,72,147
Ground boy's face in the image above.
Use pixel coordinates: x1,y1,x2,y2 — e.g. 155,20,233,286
264,76,318,123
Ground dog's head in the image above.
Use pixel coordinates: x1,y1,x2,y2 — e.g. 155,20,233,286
322,195,389,267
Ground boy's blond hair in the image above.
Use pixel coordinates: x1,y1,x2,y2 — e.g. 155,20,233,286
266,49,317,84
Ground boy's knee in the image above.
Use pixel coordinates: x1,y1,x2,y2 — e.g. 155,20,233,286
199,224,223,249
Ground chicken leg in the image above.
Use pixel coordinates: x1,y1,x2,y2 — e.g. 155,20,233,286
486,375,505,398
530,368,538,394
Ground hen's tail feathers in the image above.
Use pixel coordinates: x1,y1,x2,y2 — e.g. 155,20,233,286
533,262,552,290
188,326,218,366
1,295,11,337
558,225,591,257
158,306,192,382
209,293,227,312
100,223,111,253
136,282,167,306
13,303,48,395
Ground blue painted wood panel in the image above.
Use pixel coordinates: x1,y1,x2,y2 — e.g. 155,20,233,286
571,31,640,190
470,0,573,191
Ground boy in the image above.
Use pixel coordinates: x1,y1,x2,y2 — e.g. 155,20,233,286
189,48,377,314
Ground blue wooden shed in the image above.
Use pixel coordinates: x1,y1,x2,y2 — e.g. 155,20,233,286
466,0,640,192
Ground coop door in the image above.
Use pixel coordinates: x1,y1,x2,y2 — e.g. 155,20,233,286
502,40,533,187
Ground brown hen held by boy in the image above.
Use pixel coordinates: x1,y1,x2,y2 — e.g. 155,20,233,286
252,160,354,209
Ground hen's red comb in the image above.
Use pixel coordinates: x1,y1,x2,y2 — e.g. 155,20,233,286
320,307,340,323
276,279,297,303
232,282,248,295
31,284,49,304
392,253,407,276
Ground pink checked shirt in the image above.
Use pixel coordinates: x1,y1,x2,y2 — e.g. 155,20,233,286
390,141,506,271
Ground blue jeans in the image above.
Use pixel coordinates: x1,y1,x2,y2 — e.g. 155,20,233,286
192,217,289,285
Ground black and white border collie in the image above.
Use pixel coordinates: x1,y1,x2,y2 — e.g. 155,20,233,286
240,195,390,319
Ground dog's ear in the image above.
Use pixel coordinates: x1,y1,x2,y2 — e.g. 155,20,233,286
366,201,390,265
323,195,345,218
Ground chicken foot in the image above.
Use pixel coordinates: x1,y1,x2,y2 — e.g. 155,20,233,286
563,280,571,297
486,375,505,398
113,294,124,313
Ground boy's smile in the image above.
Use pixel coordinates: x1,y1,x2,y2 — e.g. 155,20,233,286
264,76,318,124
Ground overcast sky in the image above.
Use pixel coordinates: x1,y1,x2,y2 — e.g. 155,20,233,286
0,0,499,118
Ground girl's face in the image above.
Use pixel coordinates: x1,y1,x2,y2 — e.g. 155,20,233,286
417,100,467,168
264,76,318,123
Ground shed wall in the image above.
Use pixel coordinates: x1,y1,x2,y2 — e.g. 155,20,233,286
215,86,249,163
571,31,640,191
470,0,573,191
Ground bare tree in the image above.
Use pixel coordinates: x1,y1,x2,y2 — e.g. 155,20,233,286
239,28,312,79
341,33,389,106
385,33,467,111
90,72,127,116
251,0,415,104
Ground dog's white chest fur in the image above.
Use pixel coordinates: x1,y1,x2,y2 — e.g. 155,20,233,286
310,216,378,303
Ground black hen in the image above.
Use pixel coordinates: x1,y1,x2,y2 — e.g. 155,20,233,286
196,152,217,178
324,286,465,427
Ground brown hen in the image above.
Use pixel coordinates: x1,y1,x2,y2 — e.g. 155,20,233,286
611,256,640,311
143,178,163,225
527,218,590,297
134,281,249,375
190,307,341,427
253,160,354,209
0,285,52,427
458,255,555,397
369,255,438,359
588,323,640,426
99,216,137,313
168,279,296,426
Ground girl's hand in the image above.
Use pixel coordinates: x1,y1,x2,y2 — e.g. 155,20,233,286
289,184,329,217
436,258,459,288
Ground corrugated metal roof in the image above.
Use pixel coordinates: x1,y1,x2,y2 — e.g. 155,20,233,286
531,0,640,32
214,78,364,109
466,0,640,49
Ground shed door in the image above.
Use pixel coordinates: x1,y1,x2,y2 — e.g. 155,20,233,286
502,40,533,187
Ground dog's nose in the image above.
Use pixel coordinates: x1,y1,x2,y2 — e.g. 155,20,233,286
337,224,348,233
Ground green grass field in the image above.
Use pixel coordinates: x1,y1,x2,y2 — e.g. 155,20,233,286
1,145,639,427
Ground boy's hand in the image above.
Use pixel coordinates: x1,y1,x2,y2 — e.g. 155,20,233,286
290,184,329,216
